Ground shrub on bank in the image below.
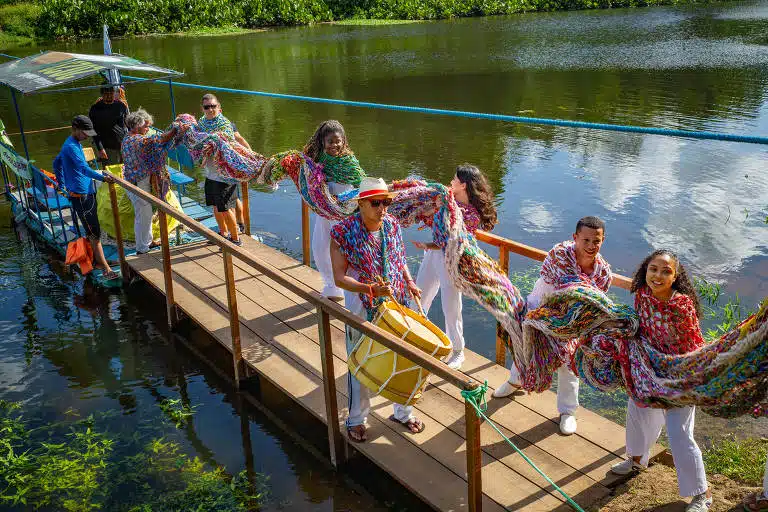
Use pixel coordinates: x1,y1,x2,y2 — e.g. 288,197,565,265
13,0,713,40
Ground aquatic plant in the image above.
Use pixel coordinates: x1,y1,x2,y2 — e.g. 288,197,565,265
0,400,268,511
158,397,198,428
694,277,753,340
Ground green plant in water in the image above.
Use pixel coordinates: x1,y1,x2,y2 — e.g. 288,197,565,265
694,277,753,340
0,400,267,511
159,398,197,428
703,436,768,486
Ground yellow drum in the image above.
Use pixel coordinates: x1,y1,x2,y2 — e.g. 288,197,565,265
348,301,452,406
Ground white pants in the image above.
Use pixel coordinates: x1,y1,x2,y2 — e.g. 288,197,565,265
625,400,708,497
346,325,413,427
311,182,353,298
126,176,153,253
509,363,579,415
415,249,465,355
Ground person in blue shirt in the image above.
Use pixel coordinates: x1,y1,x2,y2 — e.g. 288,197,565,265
53,115,118,280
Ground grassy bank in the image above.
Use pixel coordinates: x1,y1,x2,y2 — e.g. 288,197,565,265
0,0,717,46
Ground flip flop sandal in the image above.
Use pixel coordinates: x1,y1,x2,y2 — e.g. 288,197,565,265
347,424,368,443
102,271,120,281
389,415,426,434
744,492,768,512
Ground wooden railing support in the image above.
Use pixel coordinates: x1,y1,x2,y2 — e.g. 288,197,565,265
223,249,246,387
241,182,251,236
301,201,311,266
465,398,483,512
158,209,177,329
107,182,129,281
317,307,345,467
495,248,509,367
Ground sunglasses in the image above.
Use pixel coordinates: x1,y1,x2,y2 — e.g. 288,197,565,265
369,199,393,208
202,104,218,110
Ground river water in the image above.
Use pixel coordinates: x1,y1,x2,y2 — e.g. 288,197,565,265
1,1,767,508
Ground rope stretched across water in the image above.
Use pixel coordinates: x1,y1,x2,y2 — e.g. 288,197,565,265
461,383,586,512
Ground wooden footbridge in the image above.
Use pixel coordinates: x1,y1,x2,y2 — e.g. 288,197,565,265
108,175,661,512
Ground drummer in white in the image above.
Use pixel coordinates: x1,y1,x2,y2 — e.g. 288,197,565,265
330,177,424,443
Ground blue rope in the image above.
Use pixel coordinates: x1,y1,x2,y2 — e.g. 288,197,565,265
137,78,768,145
462,382,586,512
4,51,768,144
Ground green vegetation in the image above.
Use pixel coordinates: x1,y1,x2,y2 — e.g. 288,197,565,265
703,436,768,486
0,399,268,511
0,0,719,45
694,277,754,340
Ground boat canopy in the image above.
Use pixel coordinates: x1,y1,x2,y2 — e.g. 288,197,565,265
0,51,183,95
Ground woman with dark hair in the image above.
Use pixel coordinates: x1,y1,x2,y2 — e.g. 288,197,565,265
303,120,366,300
413,164,497,369
611,249,712,512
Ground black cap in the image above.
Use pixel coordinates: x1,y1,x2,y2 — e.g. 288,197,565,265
72,115,96,137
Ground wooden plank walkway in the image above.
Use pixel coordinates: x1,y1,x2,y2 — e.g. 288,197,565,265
125,235,663,512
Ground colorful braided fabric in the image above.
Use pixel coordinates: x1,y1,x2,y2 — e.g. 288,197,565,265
389,179,527,351
330,212,409,320
173,114,268,185
540,241,612,292
262,151,359,221
635,287,706,355
532,285,768,417
316,151,366,186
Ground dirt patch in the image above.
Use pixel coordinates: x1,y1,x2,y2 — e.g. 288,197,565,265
593,464,760,512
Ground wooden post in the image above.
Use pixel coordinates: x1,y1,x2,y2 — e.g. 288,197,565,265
158,209,177,329
107,182,129,281
317,307,345,467
241,182,251,236
465,399,483,512
223,249,246,387
495,248,509,367
301,201,311,266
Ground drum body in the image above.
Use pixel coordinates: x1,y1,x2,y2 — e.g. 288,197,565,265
348,301,452,405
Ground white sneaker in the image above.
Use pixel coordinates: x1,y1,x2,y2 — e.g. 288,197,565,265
559,413,577,435
445,351,465,370
610,458,647,475
492,379,523,398
686,493,712,512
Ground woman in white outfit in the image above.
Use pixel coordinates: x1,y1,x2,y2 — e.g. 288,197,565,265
303,120,366,300
413,164,497,370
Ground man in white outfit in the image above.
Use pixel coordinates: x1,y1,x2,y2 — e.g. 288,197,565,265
493,216,612,436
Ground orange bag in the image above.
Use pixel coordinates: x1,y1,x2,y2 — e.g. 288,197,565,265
65,237,94,275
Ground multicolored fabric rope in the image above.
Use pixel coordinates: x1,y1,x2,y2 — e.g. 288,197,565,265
540,241,612,292
261,151,359,221
172,114,268,185
530,284,768,417
389,178,527,350
330,212,409,320
316,151,366,187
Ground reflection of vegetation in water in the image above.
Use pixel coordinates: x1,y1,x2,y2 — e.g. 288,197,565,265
702,436,768,486
0,400,268,511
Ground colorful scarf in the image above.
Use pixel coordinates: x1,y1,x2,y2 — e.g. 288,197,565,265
196,113,236,140
173,114,268,185
330,213,409,320
316,152,366,187
540,241,612,292
389,179,527,349
528,284,768,417
121,133,173,196
635,287,706,355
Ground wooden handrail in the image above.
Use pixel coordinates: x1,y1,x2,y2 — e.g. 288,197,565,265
475,230,633,290
110,174,478,392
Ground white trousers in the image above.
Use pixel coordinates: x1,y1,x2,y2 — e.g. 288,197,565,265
311,182,352,298
126,176,153,253
346,325,413,427
625,400,708,497
415,249,465,355
508,363,579,415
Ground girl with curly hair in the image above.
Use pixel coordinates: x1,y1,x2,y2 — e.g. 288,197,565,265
303,120,366,300
413,164,497,369
611,250,712,512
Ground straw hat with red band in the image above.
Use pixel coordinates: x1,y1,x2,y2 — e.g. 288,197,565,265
355,177,398,201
